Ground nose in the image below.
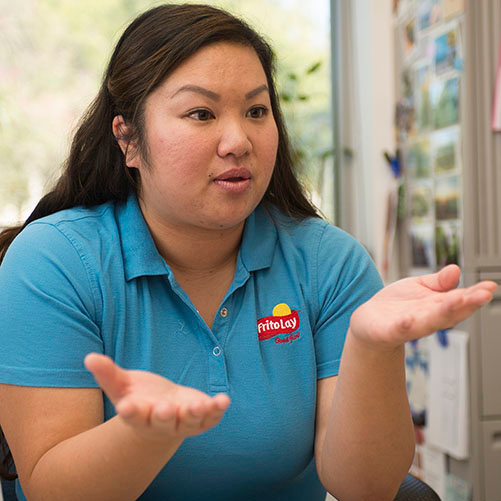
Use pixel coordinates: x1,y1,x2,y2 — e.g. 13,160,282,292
217,118,252,159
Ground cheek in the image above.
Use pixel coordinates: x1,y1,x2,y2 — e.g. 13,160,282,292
262,126,279,170
153,129,214,167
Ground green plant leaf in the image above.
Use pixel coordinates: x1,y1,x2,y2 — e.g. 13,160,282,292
306,61,322,74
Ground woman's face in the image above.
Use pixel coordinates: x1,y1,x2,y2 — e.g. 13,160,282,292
131,42,279,234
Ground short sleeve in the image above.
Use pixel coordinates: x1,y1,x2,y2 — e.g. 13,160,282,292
0,222,103,387
313,225,383,379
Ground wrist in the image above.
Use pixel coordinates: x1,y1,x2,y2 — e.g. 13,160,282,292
345,327,405,359
113,415,184,456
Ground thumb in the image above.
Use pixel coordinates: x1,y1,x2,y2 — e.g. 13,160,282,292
84,353,130,405
420,264,461,292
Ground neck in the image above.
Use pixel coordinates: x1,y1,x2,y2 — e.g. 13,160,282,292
142,213,244,275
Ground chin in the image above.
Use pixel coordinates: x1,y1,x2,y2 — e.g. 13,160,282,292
204,204,257,229
200,214,249,232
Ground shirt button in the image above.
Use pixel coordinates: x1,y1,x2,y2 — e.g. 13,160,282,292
212,346,222,357
220,307,228,318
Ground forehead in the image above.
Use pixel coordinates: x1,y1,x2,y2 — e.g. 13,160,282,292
164,42,268,89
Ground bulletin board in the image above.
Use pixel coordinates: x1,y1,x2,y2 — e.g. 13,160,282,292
394,2,471,499
395,0,465,276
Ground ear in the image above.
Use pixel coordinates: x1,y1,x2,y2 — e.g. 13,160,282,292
112,115,140,168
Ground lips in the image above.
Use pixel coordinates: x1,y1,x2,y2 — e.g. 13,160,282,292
213,168,251,182
213,168,252,194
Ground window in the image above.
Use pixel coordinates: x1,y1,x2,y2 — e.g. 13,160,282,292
0,0,332,225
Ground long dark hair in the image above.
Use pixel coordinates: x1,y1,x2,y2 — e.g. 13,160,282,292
0,3,319,478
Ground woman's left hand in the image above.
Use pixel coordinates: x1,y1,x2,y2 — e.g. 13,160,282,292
349,264,497,351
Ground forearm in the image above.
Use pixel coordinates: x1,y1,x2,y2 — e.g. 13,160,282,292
24,415,183,501
320,330,415,501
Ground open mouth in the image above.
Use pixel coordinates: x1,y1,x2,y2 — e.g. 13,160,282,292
214,168,251,183
214,168,251,180
213,169,252,192
224,176,248,182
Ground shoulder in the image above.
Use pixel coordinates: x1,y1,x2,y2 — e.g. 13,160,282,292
31,202,119,245
269,207,370,265
264,206,382,296
11,201,121,262
1,201,121,297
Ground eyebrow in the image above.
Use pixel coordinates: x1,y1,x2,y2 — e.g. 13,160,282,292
245,84,269,99
171,84,269,101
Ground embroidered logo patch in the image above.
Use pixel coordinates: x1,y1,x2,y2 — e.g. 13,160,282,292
257,303,301,342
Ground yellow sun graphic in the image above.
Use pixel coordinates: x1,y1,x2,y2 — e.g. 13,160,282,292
272,303,292,317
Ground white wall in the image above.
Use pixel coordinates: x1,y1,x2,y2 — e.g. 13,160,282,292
337,0,398,281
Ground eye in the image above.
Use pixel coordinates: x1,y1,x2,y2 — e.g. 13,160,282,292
246,106,268,119
188,109,215,121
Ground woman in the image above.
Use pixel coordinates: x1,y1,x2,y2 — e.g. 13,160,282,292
0,4,496,501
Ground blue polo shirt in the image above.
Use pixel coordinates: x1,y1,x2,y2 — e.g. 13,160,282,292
0,195,382,500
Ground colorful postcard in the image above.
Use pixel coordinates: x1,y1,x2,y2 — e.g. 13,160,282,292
415,63,433,131
434,175,460,220
410,223,435,269
409,181,434,220
403,17,418,59
434,26,463,74
398,68,417,137
431,126,460,174
418,0,443,30
430,76,459,129
435,220,461,268
402,67,415,102
406,139,432,179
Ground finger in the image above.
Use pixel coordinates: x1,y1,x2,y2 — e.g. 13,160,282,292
418,264,461,292
175,393,229,436
116,397,153,427
176,401,208,433
151,402,177,431
212,393,231,410
468,280,498,294
463,286,495,307
413,288,489,334
440,285,494,315
200,395,231,430
84,353,130,404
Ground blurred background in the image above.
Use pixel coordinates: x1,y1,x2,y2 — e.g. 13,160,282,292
0,0,333,225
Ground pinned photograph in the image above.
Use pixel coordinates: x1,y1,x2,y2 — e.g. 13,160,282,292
431,126,460,174
435,220,460,268
410,223,435,269
403,17,418,60
431,77,459,129
434,175,460,220
434,26,463,74
406,139,432,179
415,63,433,131
418,0,443,30
409,181,434,220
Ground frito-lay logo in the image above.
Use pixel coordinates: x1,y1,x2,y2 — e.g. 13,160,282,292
257,303,300,342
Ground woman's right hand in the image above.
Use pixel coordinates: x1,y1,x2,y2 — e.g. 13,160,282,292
84,353,230,444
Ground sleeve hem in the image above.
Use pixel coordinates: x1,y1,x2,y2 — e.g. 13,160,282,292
317,360,340,379
0,365,99,388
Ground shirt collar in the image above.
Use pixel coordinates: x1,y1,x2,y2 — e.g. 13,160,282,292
117,196,278,280
239,203,278,272
117,194,170,281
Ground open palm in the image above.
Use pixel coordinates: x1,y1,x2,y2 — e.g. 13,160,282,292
85,353,230,443
350,265,497,350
